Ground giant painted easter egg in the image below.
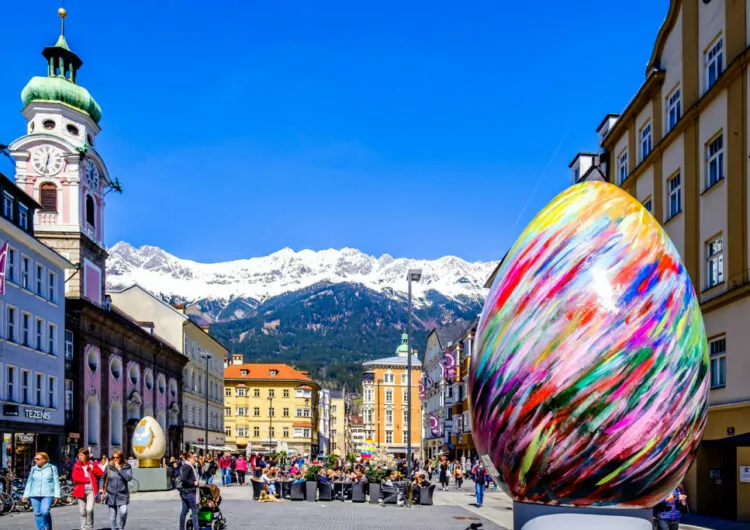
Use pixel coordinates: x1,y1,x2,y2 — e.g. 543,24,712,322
470,181,709,508
132,416,166,466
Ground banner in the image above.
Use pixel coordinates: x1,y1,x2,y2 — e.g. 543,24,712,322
444,350,457,382
429,413,439,437
423,373,434,390
418,382,425,401
0,241,7,295
361,437,375,460
453,414,463,437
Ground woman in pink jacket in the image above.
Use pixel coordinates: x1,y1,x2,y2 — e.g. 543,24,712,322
234,456,248,486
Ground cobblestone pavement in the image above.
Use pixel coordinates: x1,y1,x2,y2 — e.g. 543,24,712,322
0,484,507,530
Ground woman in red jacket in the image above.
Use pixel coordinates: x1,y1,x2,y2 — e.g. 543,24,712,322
71,448,103,530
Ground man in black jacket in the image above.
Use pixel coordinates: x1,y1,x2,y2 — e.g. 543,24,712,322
178,452,200,530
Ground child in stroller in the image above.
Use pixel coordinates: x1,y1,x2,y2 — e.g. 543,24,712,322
186,484,227,530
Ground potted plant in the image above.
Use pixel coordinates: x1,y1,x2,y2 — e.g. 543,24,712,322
366,467,386,504
304,465,320,502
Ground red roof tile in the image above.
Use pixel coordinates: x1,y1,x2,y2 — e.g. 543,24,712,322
224,363,315,384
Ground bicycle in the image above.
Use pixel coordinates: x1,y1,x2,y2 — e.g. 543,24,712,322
0,491,14,515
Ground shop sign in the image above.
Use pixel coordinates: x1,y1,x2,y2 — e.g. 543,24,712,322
68,433,80,439
740,466,750,483
24,409,51,421
3,403,19,416
16,434,34,443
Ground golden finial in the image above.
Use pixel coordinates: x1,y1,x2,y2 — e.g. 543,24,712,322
58,7,67,36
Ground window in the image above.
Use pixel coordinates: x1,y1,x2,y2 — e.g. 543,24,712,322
640,122,652,161
22,257,30,289
706,134,724,189
7,249,15,283
40,183,57,212
86,195,95,227
64,330,73,360
706,37,724,91
225,388,231,397
6,366,15,402
225,407,231,416
709,337,726,389
225,427,232,437
667,88,681,132
331,405,337,413
253,407,260,416
35,319,43,350
35,265,43,296
48,376,55,408
618,150,628,184
403,409,408,425
386,409,393,426
643,197,652,213
18,205,28,231
22,370,30,404
268,389,274,398
283,389,289,398
3,192,13,220
385,389,393,403
667,172,682,219
36,373,43,405
22,313,30,346
270,370,278,376
304,428,311,438
253,427,260,437
283,407,289,417
384,373,394,384
240,369,248,376
269,427,275,438
402,430,408,444
573,166,580,182
7,307,15,342
254,388,260,397
237,406,248,416
706,235,724,289
48,324,55,355
269,407,274,417
400,373,407,385
236,388,246,397
385,431,393,444
283,427,289,438
236,427,248,437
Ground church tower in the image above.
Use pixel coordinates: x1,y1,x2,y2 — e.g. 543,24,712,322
10,8,111,305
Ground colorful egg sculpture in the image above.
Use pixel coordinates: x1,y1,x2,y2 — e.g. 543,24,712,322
469,181,709,507
132,416,166,467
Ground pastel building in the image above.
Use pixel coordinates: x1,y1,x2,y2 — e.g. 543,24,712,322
0,171,72,476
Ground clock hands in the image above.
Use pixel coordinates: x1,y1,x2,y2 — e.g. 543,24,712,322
43,152,50,174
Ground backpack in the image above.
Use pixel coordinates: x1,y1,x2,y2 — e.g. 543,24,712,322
173,472,184,490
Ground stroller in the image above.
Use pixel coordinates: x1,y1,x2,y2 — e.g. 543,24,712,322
186,485,227,530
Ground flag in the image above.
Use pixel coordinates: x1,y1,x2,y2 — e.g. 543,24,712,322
0,241,8,295
429,413,440,437
418,382,425,401
444,350,457,382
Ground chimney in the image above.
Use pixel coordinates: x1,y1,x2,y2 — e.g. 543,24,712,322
232,353,243,366
201,325,210,333
172,303,186,313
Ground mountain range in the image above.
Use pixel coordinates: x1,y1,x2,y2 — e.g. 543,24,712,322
106,243,497,389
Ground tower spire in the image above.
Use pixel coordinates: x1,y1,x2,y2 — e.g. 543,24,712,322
59,6,67,37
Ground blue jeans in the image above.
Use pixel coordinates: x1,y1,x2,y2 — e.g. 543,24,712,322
30,496,52,530
475,482,485,506
222,467,231,485
179,491,199,530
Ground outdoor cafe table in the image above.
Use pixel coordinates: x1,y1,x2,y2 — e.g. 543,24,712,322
273,479,294,498
332,481,352,501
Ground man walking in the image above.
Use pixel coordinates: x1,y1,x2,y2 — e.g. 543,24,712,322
178,452,200,530
218,452,232,486
473,461,486,507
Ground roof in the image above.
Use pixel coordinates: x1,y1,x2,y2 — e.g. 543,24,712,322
329,391,344,400
435,320,472,349
224,363,316,385
568,152,598,168
349,415,363,426
362,355,422,368
596,113,621,132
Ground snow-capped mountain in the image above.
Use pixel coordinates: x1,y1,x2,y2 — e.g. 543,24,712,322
106,242,497,315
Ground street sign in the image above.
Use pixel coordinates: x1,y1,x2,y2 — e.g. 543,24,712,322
740,466,750,483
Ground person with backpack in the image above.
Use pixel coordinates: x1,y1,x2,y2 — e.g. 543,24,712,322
472,462,486,507
177,452,200,530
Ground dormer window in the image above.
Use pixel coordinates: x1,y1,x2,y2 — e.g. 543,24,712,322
240,370,249,376
67,124,79,136
43,120,55,130
3,192,14,220
270,370,278,376
18,205,28,231
40,183,57,212
573,166,580,182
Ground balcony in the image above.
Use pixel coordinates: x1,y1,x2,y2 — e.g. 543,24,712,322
37,211,58,226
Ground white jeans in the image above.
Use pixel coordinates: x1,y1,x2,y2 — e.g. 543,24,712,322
77,490,95,530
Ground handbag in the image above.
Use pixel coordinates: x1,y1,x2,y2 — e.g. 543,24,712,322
96,470,109,504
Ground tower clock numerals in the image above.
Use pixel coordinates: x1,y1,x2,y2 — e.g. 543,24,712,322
85,159,100,190
31,145,64,175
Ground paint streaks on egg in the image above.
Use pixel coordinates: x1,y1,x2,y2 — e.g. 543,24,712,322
469,181,708,507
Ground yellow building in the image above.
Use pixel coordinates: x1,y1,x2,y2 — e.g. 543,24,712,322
223,355,320,456
570,0,750,520
362,334,422,456
329,391,347,454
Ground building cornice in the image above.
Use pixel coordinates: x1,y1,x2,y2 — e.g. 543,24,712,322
646,0,683,74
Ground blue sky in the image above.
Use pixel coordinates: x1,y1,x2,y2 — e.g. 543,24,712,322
0,1,667,262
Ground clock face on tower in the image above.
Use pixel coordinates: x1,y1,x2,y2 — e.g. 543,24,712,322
85,159,100,190
31,145,64,176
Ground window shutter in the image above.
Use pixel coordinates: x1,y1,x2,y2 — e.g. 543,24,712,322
40,184,57,212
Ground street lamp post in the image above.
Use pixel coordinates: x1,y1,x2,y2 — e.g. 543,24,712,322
406,268,421,501
202,352,211,457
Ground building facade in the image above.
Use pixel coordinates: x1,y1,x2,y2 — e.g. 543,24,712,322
0,172,71,477
569,0,750,520
362,333,422,456
108,285,227,453
348,414,365,455
6,11,187,466
318,389,331,455
421,321,471,461
329,391,346,455
223,357,320,456
448,320,477,462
